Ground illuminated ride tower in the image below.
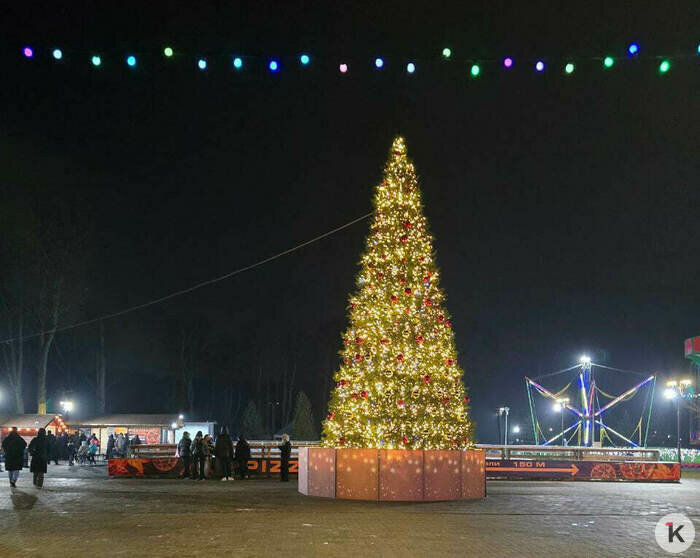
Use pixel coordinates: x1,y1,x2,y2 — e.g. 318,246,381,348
526,356,656,447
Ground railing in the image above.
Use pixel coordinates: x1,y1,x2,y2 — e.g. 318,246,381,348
129,441,662,463
478,444,661,462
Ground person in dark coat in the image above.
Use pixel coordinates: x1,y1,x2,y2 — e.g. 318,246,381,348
106,434,115,459
177,432,192,479
279,433,292,482
215,428,234,481
191,431,206,480
2,427,27,487
28,428,49,488
67,434,77,466
46,431,58,465
234,436,251,480
131,434,142,448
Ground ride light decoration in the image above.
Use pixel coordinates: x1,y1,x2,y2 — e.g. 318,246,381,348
658,59,671,74
564,62,575,74
470,63,480,77
300,54,310,66
375,57,384,69
503,57,513,68
52,48,63,60
442,47,452,59
23,46,33,58
233,56,243,69
269,60,279,72
339,63,348,74
91,55,101,67
163,46,174,58
406,62,416,74
126,55,136,67
603,56,614,68
627,43,640,57
197,58,207,70
535,60,545,72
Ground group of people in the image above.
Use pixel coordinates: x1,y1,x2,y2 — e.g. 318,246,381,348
177,430,292,482
105,433,141,459
1,427,50,488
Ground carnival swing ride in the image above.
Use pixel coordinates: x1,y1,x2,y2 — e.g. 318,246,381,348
525,356,656,447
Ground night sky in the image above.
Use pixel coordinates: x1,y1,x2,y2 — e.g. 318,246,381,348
1,2,698,443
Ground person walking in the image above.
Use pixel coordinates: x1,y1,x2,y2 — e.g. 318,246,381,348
279,434,292,482
235,436,251,480
215,428,234,481
191,431,206,481
115,433,126,458
178,432,192,479
106,434,115,459
28,428,49,488
46,431,58,465
2,427,27,488
67,434,77,466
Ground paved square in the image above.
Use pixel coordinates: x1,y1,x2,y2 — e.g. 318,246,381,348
1,465,699,557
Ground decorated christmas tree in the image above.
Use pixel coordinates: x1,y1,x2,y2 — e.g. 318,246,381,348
322,137,474,450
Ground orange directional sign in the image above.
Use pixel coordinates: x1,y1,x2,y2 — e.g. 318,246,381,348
486,462,579,476
485,459,679,481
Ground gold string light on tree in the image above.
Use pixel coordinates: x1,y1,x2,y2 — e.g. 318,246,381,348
322,136,474,450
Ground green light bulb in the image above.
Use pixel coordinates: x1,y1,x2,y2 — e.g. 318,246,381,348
164,47,174,57
442,47,452,59
603,56,614,68
470,64,480,77
565,62,575,74
659,59,670,73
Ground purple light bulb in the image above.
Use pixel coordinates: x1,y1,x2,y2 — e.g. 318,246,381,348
503,57,513,68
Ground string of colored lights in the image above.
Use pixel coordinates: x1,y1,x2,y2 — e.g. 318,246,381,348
17,42,699,76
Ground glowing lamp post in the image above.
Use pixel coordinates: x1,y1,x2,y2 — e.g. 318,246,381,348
498,407,510,446
553,397,570,445
665,379,693,464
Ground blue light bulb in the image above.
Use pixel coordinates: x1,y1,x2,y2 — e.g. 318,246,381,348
375,57,384,68
269,60,279,72
300,54,310,65
233,57,243,69
126,55,136,67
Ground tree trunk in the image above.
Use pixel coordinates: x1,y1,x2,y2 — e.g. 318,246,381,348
96,319,107,414
36,276,62,414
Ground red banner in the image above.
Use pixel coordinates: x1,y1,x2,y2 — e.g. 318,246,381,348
486,459,680,481
108,457,298,478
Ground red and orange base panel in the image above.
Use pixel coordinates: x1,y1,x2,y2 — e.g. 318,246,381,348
298,447,486,501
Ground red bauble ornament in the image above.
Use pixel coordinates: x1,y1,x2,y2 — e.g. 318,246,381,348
416,334,424,343
442,397,451,404
338,380,348,387
400,235,408,243
419,256,425,262
344,358,350,365
355,354,363,362
397,399,405,407
361,390,368,398
403,222,412,229
390,295,398,303
343,338,350,345
339,437,345,445
351,303,356,310
445,359,454,366
377,272,384,278
437,315,444,322
402,436,409,444
400,278,406,284
396,353,404,362
404,308,410,315
445,320,452,328
425,299,432,306
404,287,412,295
463,396,471,404
380,339,389,345
328,412,335,420
355,337,363,345
352,392,359,399
423,375,431,383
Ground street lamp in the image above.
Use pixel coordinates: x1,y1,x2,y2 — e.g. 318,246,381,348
553,397,569,446
498,407,510,446
579,355,591,364
60,400,74,422
665,378,694,465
